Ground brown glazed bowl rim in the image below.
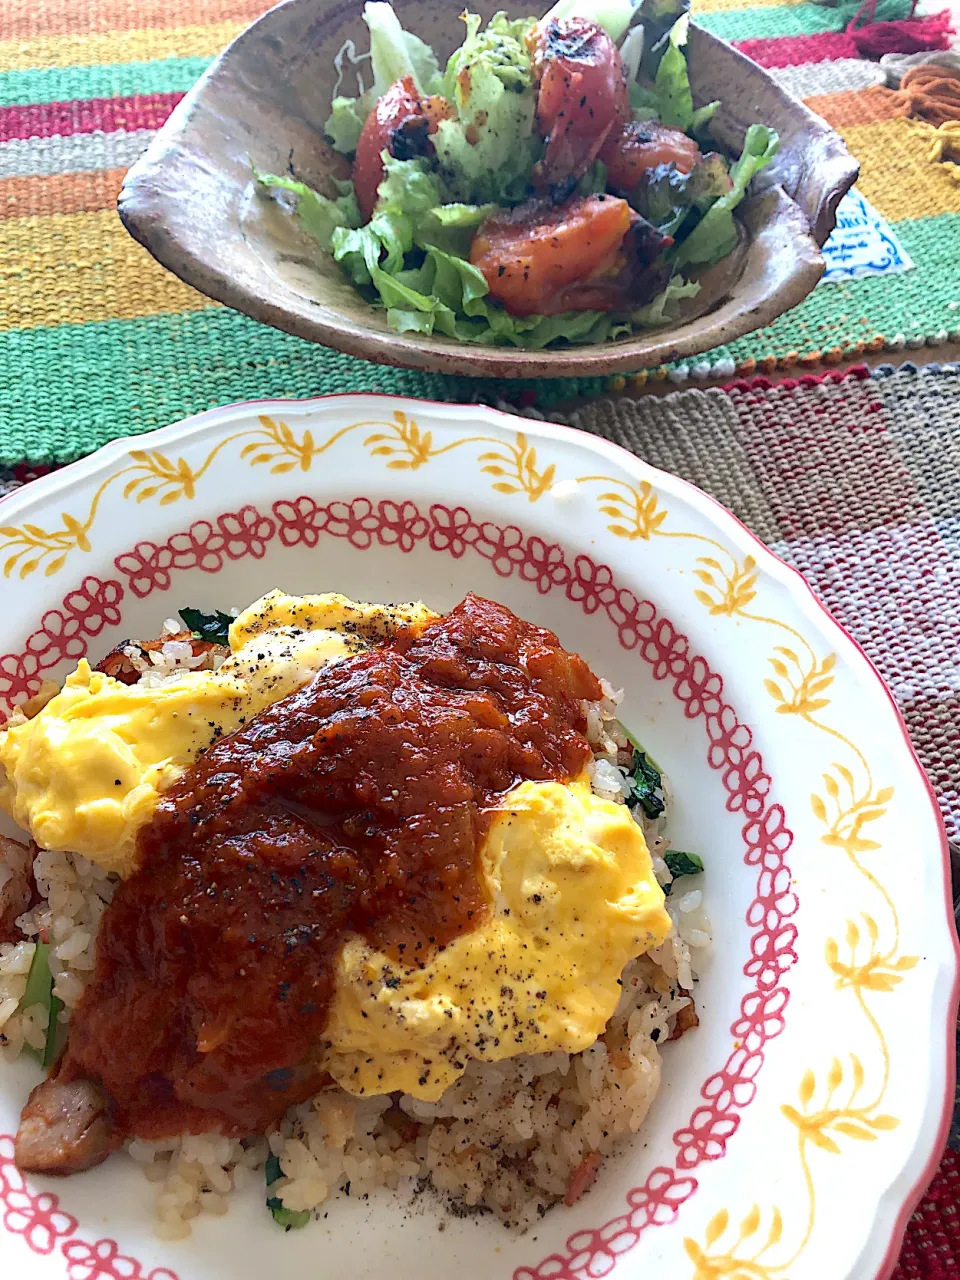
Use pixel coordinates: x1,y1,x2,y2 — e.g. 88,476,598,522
118,0,859,379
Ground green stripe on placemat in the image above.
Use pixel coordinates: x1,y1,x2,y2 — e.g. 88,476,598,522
0,57,211,107
686,213,960,373
695,3,847,40
696,0,915,40
0,309,611,467
4,213,956,466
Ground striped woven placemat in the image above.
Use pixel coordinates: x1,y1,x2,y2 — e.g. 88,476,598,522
2,0,960,463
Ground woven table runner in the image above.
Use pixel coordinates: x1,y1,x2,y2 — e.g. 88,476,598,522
2,0,960,464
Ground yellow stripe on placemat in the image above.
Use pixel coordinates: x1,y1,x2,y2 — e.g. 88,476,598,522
838,117,960,222
0,20,245,73
692,0,803,13
0,209,214,331
4,0,270,41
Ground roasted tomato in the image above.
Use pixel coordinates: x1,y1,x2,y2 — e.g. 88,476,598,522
530,18,630,189
600,120,702,194
469,193,670,316
353,77,452,221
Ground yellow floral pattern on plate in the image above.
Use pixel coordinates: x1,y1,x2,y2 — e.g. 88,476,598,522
0,412,562,579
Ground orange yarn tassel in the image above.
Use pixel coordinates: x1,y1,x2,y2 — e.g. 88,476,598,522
897,63,960,124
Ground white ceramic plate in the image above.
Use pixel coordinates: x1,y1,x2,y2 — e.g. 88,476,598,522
0,395,955,1280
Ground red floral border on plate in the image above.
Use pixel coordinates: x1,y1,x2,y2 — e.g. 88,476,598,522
0,498,798,1280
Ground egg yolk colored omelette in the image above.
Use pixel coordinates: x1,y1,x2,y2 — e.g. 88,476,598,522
0,591,437,875
1,592,670,1137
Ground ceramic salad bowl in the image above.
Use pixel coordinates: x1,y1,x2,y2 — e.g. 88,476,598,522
0,395,954,1280
117,0,858,378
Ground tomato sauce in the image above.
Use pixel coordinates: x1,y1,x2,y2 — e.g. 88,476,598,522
60,595,600,1138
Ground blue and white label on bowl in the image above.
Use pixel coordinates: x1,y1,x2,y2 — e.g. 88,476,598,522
820,187,914,282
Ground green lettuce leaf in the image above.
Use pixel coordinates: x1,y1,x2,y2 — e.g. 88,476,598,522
654,12,693,131
414,201,494,254
637,0,692,77
331,209,413,285
375,152,449,214
690,100,720,136
672,124,779,268
365,1,441,97
630,84,660,114
325,96,367,154
630,274,700,326
253,169,362,251
375,156,494,254
433,11,540,204
323,2,442,153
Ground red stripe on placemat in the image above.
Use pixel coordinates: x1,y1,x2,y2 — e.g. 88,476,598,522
892,1147,959,1280
734,31,858,67
0,93,183,143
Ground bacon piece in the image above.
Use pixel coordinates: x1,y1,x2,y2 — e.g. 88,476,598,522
564,1150,603,1206
15,1077,121,1176
0,836,33,944
668,998,700,1042
95,632,228,685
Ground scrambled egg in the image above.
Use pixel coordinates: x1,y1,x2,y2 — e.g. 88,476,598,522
0,591,435,875
324,777,671,1100
0,589,671,1093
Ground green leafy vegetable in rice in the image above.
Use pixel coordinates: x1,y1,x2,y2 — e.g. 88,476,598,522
179,607,234,645
19,940,62,1068
625,747,666,820
265,1152,310,1230
663,850,704,879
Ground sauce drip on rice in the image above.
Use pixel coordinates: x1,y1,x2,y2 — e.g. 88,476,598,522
57,595,601,1139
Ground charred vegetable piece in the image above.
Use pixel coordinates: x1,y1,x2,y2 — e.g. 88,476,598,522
600,120,700,194
265,1152,310,1230
353,75,452,220
470,193,668,316
531,17,630,188
354,76,428,220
